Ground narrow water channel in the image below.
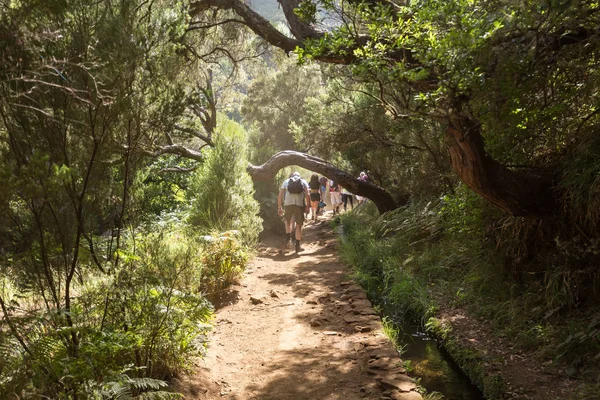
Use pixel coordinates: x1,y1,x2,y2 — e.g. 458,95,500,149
336,224,484,398
392,317,484,400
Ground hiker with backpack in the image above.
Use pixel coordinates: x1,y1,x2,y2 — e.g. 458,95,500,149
278,172,310,253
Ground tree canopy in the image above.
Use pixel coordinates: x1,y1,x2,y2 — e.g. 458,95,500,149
189,0,600,217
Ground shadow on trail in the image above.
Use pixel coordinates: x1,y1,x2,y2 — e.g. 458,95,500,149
259,219,349,303
238,219,380,400
258,218,376,339
268,252,300,262
240,349,363,400
180,213,397,400
209,289,241,310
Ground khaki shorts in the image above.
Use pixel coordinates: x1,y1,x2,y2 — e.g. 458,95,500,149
284,205,305,225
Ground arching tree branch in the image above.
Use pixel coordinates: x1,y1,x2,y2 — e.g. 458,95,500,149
188,0,373,63
190,0,303,52
247,150,398,213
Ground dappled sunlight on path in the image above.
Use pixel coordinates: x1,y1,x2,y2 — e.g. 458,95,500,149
172,215,423,400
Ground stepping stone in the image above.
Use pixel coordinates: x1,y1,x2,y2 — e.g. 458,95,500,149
344,314,363,324
389,391,423,400
351,299,373,308
376,374,418,392
250,295,265,304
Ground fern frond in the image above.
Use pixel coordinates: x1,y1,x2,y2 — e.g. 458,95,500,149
101,376,178,400
129,377,167,391
135,391,182,400
101,381,134,400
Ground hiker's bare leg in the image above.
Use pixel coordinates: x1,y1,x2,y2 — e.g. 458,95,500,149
282,210,296,248
295,222,303,242
311,201,318,221
284,213,293,233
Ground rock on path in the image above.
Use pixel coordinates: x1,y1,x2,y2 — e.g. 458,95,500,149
172,218,423,400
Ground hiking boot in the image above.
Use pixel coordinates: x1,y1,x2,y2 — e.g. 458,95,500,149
284,238,292,249
295,241,304,253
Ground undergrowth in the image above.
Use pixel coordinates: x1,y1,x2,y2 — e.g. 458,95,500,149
337,195,600,399
0,219,251,399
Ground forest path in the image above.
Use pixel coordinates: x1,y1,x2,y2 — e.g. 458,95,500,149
173,215,423,400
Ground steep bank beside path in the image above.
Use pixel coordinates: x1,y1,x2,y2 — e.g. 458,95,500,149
173,217,423,400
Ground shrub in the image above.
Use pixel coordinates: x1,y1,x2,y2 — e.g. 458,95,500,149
187,118,262,246
0,222,214,398
199,231,249,301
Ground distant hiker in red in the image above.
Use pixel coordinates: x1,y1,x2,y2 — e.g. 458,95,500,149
278,172,310,253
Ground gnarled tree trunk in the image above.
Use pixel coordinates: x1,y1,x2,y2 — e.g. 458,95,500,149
445,113,553,216
247,151,398,213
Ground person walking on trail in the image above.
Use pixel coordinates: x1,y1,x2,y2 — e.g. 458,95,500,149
355,171,369,205
308,173,321,222
341,186,353,211
329,179,342,215
278,172,310,253
319,176,328,215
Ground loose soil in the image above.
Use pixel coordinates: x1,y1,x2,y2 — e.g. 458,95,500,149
172,217,423,400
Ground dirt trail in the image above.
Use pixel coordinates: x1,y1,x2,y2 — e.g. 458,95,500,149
173,217,423,400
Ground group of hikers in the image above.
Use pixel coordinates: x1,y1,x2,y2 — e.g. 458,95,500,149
277,171,368,253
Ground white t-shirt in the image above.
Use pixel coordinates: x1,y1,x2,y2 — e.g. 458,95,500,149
281,178,308,207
